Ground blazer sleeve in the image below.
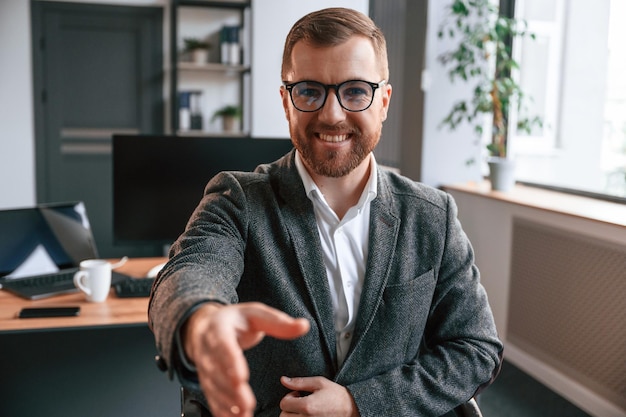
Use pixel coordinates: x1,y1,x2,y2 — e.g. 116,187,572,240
148,171,249,385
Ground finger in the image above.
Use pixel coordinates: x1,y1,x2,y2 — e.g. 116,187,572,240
279,409,300,417
239,302,310,340
198,359,256,417
209,323,252,383
280,375,319,393
197,353,244,398
194,318,256,414
202,376,256,417
279,390,311,416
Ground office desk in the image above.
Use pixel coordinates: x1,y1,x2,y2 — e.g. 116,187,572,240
0,257,164,332
0,257,179,417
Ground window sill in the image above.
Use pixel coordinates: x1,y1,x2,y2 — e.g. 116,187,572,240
442,181,626,228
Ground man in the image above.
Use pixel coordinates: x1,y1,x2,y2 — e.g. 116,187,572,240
149,7,502,417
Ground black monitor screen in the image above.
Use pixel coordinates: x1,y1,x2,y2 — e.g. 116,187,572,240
112,135,293,246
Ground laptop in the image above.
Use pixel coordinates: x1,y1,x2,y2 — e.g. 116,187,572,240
0,201,127,300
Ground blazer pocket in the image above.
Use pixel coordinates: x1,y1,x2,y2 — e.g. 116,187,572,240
380,269,436,357
383,268,436,302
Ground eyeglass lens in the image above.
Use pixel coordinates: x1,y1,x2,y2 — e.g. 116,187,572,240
289,80,376,112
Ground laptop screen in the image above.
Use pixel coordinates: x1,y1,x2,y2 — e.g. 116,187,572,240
0,202,99,279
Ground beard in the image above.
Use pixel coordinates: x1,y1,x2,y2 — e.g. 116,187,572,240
291,123,381,178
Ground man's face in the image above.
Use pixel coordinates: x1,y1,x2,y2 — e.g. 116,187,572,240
280,36,392,178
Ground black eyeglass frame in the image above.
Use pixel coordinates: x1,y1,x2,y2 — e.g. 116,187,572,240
282,79,387,113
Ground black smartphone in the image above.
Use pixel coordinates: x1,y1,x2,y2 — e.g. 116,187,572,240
18,306,81,319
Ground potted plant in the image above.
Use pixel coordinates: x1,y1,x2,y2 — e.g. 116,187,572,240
183,37,210,64
211,105,241,133
437,0,542,191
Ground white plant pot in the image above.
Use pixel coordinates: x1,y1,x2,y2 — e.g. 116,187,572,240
191,49,208,64
222,116,238,133
488,157,516,192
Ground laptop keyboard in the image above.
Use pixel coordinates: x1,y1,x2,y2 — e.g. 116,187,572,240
4,270,78,288
1,270,130,300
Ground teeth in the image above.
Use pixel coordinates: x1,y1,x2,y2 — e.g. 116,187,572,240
319,133,348,143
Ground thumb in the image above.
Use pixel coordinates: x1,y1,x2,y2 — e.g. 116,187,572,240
280,376,316,393
280,376,299,391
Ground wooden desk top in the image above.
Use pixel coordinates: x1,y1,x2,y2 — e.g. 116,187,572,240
0,257,167,333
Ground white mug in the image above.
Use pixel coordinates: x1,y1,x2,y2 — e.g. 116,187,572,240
73,259,112,302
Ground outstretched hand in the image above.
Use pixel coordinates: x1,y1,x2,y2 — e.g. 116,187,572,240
183,302,310,417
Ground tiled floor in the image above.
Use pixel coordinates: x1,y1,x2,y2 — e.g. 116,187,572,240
477,361,592,417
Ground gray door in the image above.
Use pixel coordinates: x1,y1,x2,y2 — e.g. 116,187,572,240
32,2,164,257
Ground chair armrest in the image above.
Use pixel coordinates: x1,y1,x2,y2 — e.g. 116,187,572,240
181,387,204,417
453,397,483,417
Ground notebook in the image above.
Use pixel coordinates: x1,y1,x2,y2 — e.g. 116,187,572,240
0,201,127,300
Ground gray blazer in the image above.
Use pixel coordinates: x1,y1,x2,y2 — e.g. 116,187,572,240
149,150,503,417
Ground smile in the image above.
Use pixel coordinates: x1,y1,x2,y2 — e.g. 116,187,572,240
318,133,349,143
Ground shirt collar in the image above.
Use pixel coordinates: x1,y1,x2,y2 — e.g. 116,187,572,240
295,150,378,209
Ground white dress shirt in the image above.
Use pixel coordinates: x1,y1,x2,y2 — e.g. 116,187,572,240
295,151,378,366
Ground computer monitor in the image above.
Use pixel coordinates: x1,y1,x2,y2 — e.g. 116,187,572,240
112,134,293,248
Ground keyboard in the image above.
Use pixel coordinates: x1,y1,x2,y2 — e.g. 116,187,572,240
114,277,155,298
0,270,78,300
1,270,129,300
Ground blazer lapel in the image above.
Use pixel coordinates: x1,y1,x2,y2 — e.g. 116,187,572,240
275,153,338,370
340,173,400,373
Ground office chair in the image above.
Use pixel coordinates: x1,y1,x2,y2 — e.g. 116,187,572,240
453,397,483,417
180,387,483,417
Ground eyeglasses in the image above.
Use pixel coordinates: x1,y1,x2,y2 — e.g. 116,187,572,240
282,79,387,112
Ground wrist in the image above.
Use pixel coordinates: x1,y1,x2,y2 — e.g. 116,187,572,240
181,302,223,364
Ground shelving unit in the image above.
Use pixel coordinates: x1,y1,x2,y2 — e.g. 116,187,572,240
170,0,251,136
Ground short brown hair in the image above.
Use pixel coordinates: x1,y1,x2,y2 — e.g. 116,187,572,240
281,7,389,81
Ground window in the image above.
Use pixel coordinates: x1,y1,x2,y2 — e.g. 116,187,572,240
509,0,626,200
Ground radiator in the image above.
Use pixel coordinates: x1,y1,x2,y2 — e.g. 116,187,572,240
507,218,626,410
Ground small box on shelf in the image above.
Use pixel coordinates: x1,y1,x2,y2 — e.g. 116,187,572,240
220,25,241,66
178,90,204,132
178,91,191,131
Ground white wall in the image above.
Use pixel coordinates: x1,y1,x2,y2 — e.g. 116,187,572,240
250,0,369,138
420,1,483,187
0,1,36,209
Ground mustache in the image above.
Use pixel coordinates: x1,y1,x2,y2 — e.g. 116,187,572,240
306,123,361,136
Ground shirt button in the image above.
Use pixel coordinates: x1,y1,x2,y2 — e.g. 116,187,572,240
344,332,351,339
